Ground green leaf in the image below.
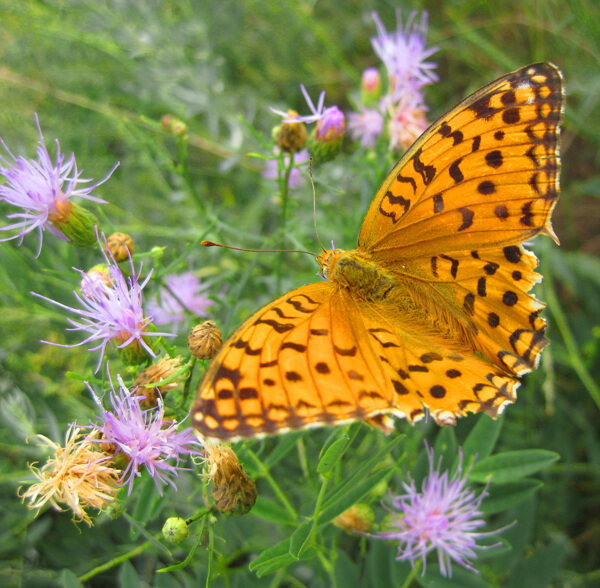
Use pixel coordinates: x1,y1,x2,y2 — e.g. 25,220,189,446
462,415,504,466
317,436,349,475
481,479,543,514
288,521,312,559
249,537,317,577
469,450,559,483
60,569,84,588
319,465,393,524
251,496,294,524
320,434,404,517
434,427,457,472
263,432,303,469
505,539,568,588
118,561,140,588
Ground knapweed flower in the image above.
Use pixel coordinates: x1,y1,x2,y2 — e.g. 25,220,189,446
384,88,429,152
20,426,120,526
347,107,384,148
88,374,204,495
371,10,438,95
203,441,257,515
0,115,117,254
373,444,501,577
32,236,173,372
148,271,213,327
262,148,309,189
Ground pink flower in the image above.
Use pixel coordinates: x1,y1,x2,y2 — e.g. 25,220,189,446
0,115,117,255
87,374,203,495
373,444,502,577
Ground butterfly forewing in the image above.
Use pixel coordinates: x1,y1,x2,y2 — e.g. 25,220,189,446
358,62,563,258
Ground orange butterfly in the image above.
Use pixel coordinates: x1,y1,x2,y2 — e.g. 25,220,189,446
193,63,564,441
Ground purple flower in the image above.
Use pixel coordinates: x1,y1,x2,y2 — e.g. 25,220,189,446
371,10,438,96
148,271,213,327
315,105,345,142
347,107,384,148
262,148,309,189
87,374,203,495
0,114,117,255
374,444,501,577
272,84,340,126
31,235,173,372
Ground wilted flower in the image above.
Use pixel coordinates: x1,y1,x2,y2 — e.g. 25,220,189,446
134,355,186,406
148,271,213,327
334,503,375,534
371,10,438,96
20,426,120,526
348,107,384,148
262,148,309,189
32,236,173,372
373,444,501,577
204,442,257,515
0,115,117,254
88,374,204,495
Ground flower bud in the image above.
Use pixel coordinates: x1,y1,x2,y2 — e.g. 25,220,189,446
162,517,189,544
188,320,222,360
361,68,382,106
80,264,111,298
333,503,375,534
275,110,307,153
308,106,345,164
106,232,135,262
48,199,99,247
161,114,188,137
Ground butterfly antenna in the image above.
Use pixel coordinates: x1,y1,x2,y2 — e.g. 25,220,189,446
309,158,326,251
201,241,317,258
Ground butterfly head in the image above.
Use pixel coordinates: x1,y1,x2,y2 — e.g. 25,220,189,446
316,247,346,280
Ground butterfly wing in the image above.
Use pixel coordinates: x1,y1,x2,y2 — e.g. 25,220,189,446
357,62,563,377
359,62,563,256
193,279,520,441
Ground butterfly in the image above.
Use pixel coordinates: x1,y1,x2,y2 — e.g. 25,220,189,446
193,63,564,441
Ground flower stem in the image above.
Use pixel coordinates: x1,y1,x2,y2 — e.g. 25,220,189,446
246,448,297,520
276,152,295,292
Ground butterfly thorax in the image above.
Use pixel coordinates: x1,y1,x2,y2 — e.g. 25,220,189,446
317,248,398,303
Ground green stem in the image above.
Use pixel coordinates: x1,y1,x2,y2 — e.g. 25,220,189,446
79,539,153,582
276,152,295,292
401,559,421,588
246,448,297,520
541,253,600,411
206,519,214,588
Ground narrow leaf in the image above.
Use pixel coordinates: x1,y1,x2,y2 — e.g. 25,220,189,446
469,450,559,483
